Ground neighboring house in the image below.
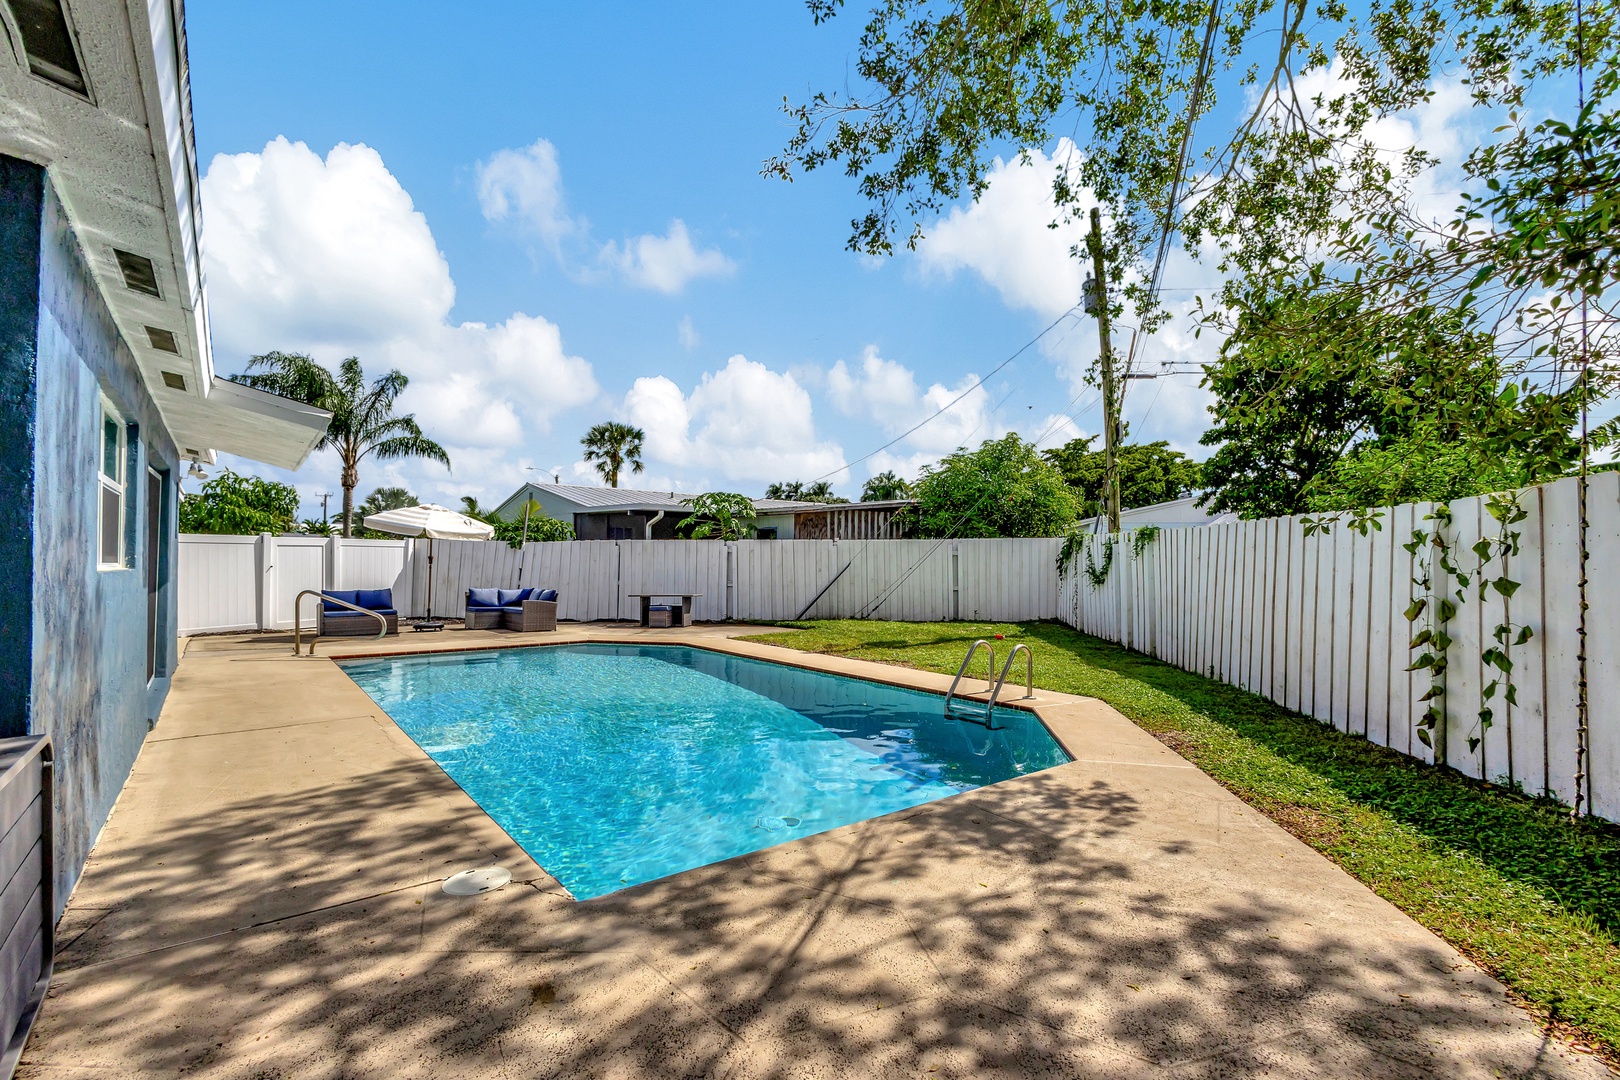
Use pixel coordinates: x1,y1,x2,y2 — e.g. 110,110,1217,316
768,499,914,540
1,2,330,909
1076,494,1237,534
494,483,693,539
494,483,916,540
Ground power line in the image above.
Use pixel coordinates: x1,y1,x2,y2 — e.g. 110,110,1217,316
813,307,1080,484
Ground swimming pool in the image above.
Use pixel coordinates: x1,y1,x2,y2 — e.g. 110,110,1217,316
340,644,1071,899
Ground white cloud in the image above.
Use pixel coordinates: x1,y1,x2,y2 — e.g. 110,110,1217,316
599,220,735,294
677,315,699,350
827,346,1006,455
622,355,846,485
476,139,733,293
203,137,455,350
918,141,1089,319
201,138,600,509
474,138,578,249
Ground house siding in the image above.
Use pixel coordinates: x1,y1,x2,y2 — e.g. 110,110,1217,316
8,165,181,911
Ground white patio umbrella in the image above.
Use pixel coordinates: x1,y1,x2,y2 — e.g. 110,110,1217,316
361,504,495,619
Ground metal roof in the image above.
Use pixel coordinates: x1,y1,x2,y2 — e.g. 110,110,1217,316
497,483,917,519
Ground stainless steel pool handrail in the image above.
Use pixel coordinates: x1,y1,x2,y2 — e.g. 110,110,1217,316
293,590,387,656
944,639,996,726
986,644,1034,716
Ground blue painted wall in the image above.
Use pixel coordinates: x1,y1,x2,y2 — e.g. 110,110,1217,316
0,157,41,737
0,155,181,909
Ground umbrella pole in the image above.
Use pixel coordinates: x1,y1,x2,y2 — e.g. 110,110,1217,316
426,537,435,619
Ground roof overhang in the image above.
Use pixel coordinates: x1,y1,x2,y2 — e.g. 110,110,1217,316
0,0,330,468
159,377,329,470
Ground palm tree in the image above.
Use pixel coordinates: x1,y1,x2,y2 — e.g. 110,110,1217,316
234,353,450,536
459,495,496,522
861,470,912,501
765,481,806,500
361,486,417,518
580,422,645,487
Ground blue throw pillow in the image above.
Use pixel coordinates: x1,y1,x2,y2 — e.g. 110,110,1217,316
356,588,392,611
467,588,501,609
537,589,558,602
497,588,527,605
322,590,358,612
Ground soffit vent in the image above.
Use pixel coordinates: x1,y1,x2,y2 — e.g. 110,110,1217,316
161,372,186,391
183,447,200,457
5,0,89,97
113,249,161,298
146,326,180,354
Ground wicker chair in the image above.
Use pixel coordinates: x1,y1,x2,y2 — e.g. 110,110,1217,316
502,598,558,633
317,589,399,636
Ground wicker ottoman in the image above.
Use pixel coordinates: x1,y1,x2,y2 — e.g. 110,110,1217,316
463,608,502,630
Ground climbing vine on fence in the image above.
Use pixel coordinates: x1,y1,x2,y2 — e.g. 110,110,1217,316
1476,492,1534,753
1404,504,1454,752
1400,493,1533,755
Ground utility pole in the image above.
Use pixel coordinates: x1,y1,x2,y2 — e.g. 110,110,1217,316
1084,207,1122,533
318,493,332,528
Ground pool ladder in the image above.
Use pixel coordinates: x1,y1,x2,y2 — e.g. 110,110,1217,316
944,640,1034,730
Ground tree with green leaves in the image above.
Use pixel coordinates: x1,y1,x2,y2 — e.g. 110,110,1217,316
679,492,758,540
1198,283,1584,517
360,487,416,518
860,470,912,502
581,422,645,488
491,510,574,548
1043,437,1200,518
772,0,1616,483
234,353,450,537
766,480,849,503
904,434,1078,538
299,518,335,537
179,469,300,535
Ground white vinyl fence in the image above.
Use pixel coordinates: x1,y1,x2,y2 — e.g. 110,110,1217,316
1059,473,1619,821
178,535,1062,633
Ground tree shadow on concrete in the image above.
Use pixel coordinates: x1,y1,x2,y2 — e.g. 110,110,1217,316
20,743,1597,1079
1012,620,1620,944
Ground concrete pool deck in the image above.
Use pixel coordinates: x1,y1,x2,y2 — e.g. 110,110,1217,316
19,623,1607,1078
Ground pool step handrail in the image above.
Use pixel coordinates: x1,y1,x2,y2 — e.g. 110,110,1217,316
293,590,388,656
944,639,998,728
987,644,1034,711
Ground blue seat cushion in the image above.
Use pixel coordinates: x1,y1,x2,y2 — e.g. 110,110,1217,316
497,587,534,606
536,589,558,602
356,588,392,610
326,608,395,618
467,588,501,609
649,605,671,612
322,590,358,612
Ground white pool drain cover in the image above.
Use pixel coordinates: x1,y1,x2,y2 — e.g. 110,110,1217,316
442,866,512,896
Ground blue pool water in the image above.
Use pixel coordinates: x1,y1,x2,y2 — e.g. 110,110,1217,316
340,644,1070,899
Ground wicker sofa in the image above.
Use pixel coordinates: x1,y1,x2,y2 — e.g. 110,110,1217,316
465,587,558,633
317,589,399,636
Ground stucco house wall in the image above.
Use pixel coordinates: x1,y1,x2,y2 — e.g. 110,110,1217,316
2,158,181,909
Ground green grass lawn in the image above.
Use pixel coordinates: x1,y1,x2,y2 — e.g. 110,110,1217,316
741,618,1620,1065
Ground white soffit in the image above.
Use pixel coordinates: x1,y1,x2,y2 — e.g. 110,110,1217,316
0,0,330,468
159,377,328,470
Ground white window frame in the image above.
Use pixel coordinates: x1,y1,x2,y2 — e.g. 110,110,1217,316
97,396,127,570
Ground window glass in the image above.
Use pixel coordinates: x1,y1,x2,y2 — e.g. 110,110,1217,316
102,414,119,479
100,484,121,565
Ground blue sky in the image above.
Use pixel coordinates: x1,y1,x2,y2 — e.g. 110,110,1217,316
192,2,1561,519
188,1,1230,516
